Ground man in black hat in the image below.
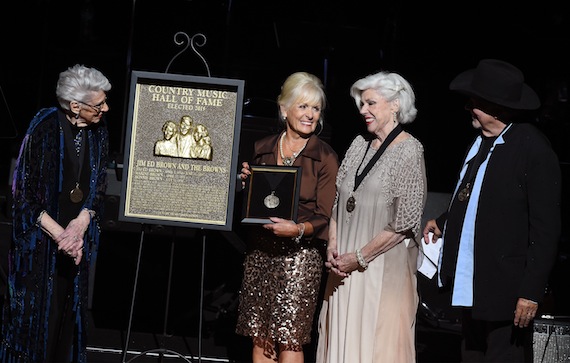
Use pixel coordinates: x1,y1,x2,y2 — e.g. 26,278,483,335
422,59,561,362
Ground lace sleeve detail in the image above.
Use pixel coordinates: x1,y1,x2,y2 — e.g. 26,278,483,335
389,137,427,239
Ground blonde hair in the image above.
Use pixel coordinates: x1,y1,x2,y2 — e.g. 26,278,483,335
277,72,326,126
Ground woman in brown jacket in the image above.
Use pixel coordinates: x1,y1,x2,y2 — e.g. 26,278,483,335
235,72,339,363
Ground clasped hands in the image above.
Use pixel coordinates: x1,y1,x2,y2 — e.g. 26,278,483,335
325,247,358,278
55,214,89,265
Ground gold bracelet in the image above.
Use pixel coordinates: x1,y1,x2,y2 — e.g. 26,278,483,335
355,248,368,270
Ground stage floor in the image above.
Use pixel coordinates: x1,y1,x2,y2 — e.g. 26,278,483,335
86,307,462,363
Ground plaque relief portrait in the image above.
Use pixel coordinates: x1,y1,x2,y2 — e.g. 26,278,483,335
192,123,213,160
154,120,179,157
177,115,195,158
154,115,213,160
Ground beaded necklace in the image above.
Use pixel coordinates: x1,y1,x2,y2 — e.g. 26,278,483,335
279,132,307,166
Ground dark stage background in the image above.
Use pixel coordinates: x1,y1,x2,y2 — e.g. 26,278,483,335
1,1,569,190
0,1,569,360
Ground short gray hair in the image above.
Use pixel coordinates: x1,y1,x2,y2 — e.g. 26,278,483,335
56,64,111,111
350,71,417,124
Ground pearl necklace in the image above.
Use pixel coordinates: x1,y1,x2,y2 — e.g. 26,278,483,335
279,132,307,166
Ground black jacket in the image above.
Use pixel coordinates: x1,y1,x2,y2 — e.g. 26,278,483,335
440,123,561,321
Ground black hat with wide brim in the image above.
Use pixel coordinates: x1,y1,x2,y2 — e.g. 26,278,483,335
449,59,540,110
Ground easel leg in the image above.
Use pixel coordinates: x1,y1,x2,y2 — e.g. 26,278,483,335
198,228,207,362
120,225,198,363
121,225,146,363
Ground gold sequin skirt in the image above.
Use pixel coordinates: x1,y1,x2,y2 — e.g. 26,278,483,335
235,229,325,352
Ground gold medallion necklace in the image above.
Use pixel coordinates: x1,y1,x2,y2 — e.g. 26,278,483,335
347,124,403,212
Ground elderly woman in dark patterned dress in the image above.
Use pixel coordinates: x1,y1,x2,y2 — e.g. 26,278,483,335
236,72,339,363
0,64,111,363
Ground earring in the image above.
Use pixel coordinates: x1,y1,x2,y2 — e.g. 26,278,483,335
393,112,397,123
316,118,324,135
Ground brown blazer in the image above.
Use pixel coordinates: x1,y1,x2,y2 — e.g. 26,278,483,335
251,132,339,241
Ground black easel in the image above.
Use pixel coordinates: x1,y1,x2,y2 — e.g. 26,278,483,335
121,225,207,363
121,31,212,363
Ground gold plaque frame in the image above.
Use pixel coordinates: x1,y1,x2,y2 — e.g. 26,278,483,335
119,71,244,230
241,165,302,224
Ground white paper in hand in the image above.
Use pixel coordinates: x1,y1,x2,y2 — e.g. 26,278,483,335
418,232,442,279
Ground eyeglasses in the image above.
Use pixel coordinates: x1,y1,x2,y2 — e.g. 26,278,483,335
79,98,108,113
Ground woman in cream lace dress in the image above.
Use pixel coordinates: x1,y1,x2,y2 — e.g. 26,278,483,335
316,70,427,363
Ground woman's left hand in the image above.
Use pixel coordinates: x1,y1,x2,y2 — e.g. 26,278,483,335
331,252,358,277
56,232,84,265
263,217,298,238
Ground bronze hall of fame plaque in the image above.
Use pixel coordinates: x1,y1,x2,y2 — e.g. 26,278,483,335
120,71,245,231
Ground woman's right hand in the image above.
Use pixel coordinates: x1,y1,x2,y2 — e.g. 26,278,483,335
238,161,251,189
328,251,351,278
324,246,338,270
